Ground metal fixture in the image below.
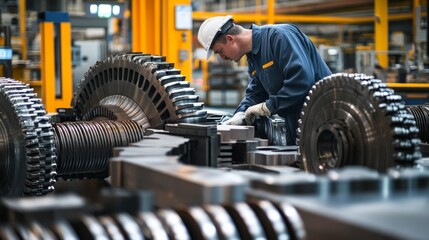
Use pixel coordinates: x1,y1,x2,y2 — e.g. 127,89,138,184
298,73,422,174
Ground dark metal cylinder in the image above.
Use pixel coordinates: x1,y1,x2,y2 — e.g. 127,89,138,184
53,120,144,179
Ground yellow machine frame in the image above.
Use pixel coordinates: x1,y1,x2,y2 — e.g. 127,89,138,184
132,0,192,81
39,12,73,113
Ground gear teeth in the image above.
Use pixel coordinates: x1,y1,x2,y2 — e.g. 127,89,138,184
297,73,421,174
73,53,206,128
0,78,57,196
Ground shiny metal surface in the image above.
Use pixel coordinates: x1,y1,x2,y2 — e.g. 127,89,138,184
407,104,429,143
110,155,248,207
0,78,56,196
136,212,169,240
248,200,289,240
254,116,288,146
298,73,421,174
72,53,207,129
175,206,219,240
223,202,266,239
53,120,144,179
249,146,299,166
156,209,191,240
204,205,240,240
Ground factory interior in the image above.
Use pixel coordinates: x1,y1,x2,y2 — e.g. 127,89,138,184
0,0,428,239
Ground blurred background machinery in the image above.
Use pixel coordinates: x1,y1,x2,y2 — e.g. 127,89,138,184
0,0,428,239
0,52,428,239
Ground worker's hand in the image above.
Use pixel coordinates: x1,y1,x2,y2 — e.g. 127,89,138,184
222,112,246,125
244,102,271,125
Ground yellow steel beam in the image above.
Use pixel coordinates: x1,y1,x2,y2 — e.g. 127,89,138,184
131,0,143,52
387,83,429,88
40,22,55,112
193,12,267,22
375,0,388,68
255,0,262,25
275,15,374,24
161,0,192,81
267,0,275,24
132,0,161,54
413,0,420,40
192,12,410,24
40,19,73,113
19,0,26,60
152,0,161,55
59,22,73,109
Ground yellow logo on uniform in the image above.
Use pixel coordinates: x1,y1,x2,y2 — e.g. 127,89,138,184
262,61,274,69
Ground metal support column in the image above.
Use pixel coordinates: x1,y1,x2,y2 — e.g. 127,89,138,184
267,0,275,24
375,0,388,68
39,12,73,113
161,0,192,81
132,0,192,81
131,0,161,54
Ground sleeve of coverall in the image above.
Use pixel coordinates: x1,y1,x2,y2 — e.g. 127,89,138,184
264,27,316,114
235,68,269,114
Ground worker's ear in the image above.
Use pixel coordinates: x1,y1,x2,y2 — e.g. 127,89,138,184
225,34,234,42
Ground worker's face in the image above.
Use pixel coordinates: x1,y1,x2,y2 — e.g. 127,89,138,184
212,35,243,62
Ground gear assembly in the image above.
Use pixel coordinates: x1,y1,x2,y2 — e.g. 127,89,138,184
0,52,428,239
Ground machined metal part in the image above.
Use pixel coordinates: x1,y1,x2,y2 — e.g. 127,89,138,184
246,166,429,240
0,77,146,195
0,225,19,240
110,155,249,207
0,78,57,196
251,172,320,195
136,212,169,240
165,123,219,167
114,214,144,240
203,205,240,240
217,125,255,143
223,202,267,239
53,120,144,179
254,115,288,146
71,214,110,239
28,221,57,240
156,209,191,240
217,125,262,166
50,220,80,240
175,206,219,240
274,201,306,240
72,53,207,129
98,215,125,240
407,104,429,143
298,73,422,174
13,223,39,240
247,200,289,240
249,146,300,166
387,166,429,195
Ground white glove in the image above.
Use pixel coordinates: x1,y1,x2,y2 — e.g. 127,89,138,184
222,112,245,125
244,102,271,125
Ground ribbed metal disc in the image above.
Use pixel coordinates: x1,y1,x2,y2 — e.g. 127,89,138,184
72,53,207,129
0,78,56,196
298,73,421,174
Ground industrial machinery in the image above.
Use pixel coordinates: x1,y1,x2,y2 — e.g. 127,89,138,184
0,52,428,239
298,73,422,173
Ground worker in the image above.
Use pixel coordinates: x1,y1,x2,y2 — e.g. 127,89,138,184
197,16,332,145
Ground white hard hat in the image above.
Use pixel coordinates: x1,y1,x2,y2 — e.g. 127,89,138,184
197,15,234,59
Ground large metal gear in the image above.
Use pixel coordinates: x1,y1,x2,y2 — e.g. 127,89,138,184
0,78,145,196
72,53,207,128
298,73,421,174
0,78,56,196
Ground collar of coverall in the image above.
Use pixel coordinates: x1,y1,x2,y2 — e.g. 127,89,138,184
250,24,261,55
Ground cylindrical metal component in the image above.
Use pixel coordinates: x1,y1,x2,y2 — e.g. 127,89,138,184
407,104,429,143
53,120,144,179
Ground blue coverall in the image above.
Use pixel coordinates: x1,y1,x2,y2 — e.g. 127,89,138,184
235,24,332,145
